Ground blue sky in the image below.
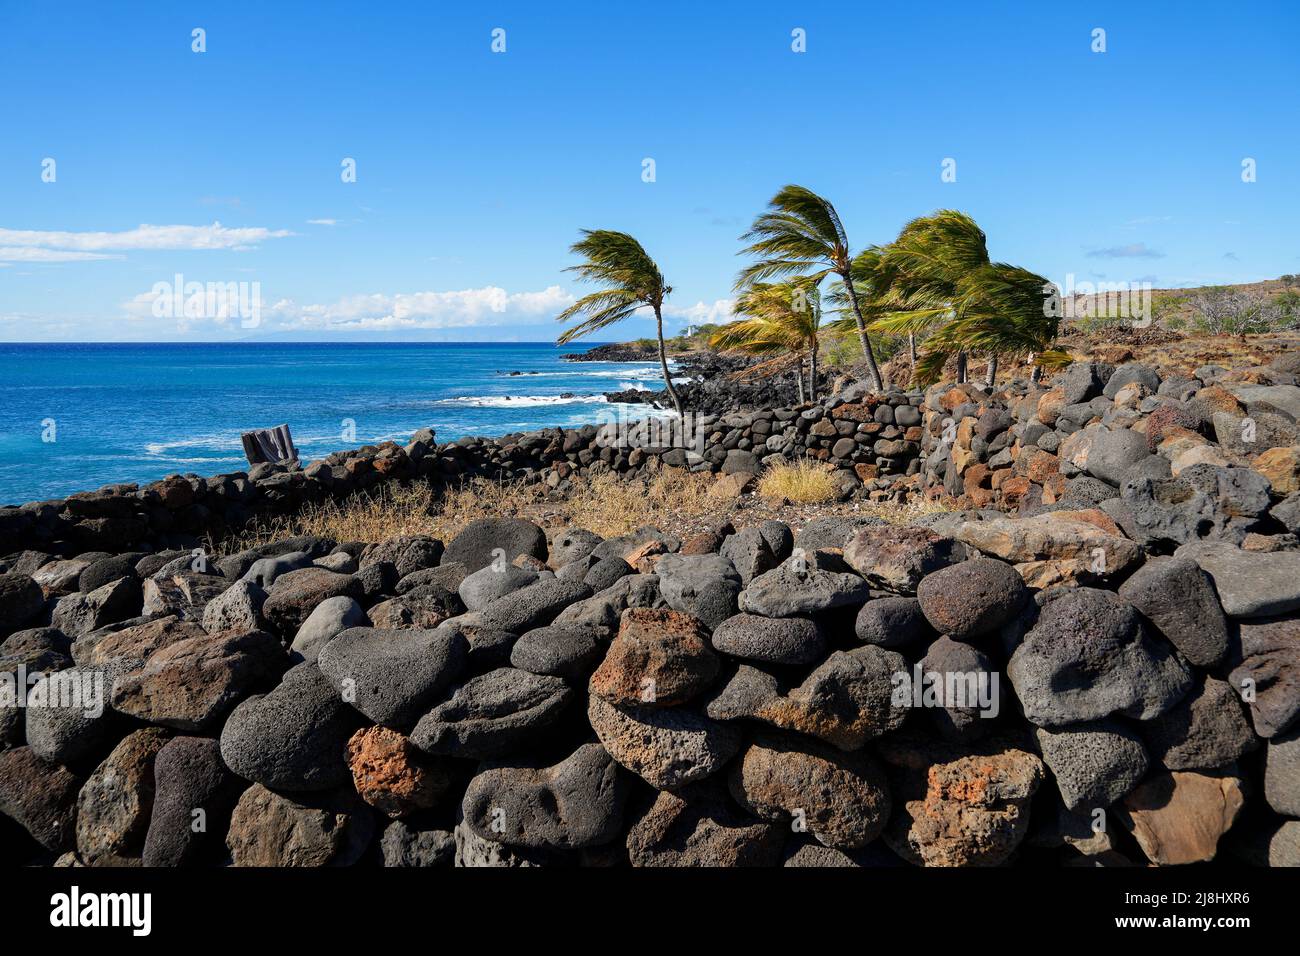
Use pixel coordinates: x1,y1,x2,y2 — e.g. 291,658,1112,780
1,0,1297,342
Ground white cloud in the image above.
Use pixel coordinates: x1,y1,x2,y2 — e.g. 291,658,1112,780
663,298,735,324
0,247,122,262
0,221,293,252
306,219,338,226
273,285,575,331
120,283,577,332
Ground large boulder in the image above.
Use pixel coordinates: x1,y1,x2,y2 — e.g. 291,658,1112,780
1119,770,1244,866
706,646,909,750
738,555,870,618
655,554,742,629
142,736,244,867
411,668,573,759
588,695,741,790
51,577,142,639
710,613,826,666
1265,726,1300,817
458,564,538,613
25,666,119,764
625,782,784,867
951,510,1142,580
0,746,82,852
345,725,452,818
359,535,444,578
317,626,467,729
915,558,1028,641
262,568,363,634
854,597,934,648
1033,719,1149,813
226,784,375,867
461,743,629,850
289,596,367,664
1174,541,1300,618
1117,557,1229,667
879,734,1044,867
729,732,891,849
479,579,592,633
110,628,285,732
1086,428,1152,486
509,625,602,681
843,526,967,595
1007,588,1192,727
589,608,719,707
75,727,171,865
444,518,548,573
201,580,268,636
219,662,361,791
1229,615,1300,738
1141,677,1258,770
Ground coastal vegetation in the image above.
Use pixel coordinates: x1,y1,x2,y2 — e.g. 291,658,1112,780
558,189,1298,411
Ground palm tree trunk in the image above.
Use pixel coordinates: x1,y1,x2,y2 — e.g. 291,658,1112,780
955,350,968,384
839,273,883,392
808,345,818,402
653,304,684,418
1029,355,1042,384
794,362,805,404
909,333,917,367
985,354,998,387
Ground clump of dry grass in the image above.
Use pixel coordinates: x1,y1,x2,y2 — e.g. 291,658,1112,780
755,460,839,504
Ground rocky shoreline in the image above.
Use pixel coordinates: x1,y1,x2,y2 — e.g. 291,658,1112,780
2,352,1300,867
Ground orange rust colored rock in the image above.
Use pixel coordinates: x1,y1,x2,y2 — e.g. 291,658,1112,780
346,726,451,818
589,607,718,708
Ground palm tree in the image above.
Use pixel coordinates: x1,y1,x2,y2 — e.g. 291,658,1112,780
736,185,884,391
556,229,683,417
869,210,991,383
710,278,827,402
906,262,1071,386
867,210,1067,387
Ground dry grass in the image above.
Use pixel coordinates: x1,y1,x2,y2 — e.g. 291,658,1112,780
219,482,441,554
218,467,722,554
853,497,955,526
217,462,954,557
755,460,839,505
564,468,718,538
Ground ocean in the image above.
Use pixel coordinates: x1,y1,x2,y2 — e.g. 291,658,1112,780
0,342,672,505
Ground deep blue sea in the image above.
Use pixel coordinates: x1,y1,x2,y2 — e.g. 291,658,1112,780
0,342,671,505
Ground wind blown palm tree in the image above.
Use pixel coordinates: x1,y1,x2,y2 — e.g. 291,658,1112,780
870,210,990,382
867,210,1066,386
710,278,827,402
556,229,683,417
735,185,884,391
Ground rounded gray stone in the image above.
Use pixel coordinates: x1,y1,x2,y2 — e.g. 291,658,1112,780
317,626,467,729
710,613,825,666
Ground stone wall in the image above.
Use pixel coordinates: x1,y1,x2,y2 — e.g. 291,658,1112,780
1,506,1296,867
913,356,1300,558
0,391,929,559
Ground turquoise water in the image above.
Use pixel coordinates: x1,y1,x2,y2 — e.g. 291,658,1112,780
0,342,668,504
